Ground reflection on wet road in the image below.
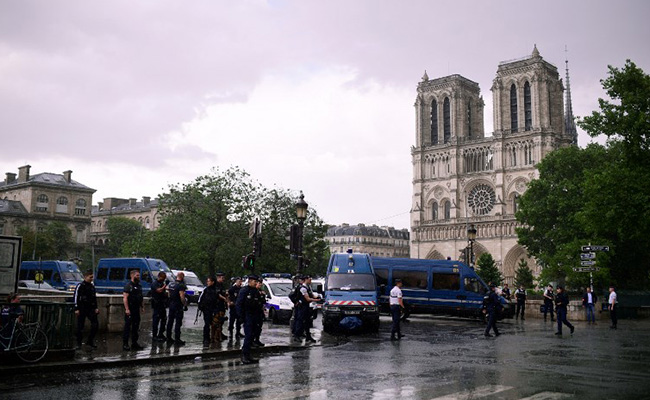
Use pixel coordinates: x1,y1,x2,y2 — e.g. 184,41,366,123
5,315,650,399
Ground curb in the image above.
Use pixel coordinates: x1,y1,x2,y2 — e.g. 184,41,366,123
0,344,309,376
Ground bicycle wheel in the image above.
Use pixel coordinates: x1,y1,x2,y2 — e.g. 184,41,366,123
14,326,48,363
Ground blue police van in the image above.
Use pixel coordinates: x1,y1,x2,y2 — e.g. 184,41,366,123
19,260,84,292
94,257,174,295
372,257,514,319
322,251,380,333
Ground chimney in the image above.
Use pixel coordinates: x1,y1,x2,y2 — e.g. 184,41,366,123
63,170,72,183
5,173,16,185
129,198,137,207
142,196,151,206
17,165,31,183
98,201,104,210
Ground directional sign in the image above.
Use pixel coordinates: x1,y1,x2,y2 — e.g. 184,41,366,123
580,252,597,260
581,245,609,252
580,260,597,266
573,267,600,272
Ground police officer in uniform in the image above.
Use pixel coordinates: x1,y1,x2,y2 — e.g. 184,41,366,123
198,275,218,346
543,284,556,321
150,271,168,341
484,284,501,337
213,272,229,342
252,278,266,348
293,275,318,343
390,279,404,341
74,270,99,348
236,274,263,364
166,271,188,346
123,269,145,351
554,285,575,335
514,285,527,320
228,277,243,340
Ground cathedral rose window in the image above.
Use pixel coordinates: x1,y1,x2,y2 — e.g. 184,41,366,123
468,184,496,215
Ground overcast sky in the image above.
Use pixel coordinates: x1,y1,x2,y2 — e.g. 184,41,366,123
1,0,648,230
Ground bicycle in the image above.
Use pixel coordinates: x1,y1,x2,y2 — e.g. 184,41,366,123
0,321,49,363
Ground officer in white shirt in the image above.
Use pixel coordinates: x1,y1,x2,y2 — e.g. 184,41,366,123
390,279,405,341
608,286,618,329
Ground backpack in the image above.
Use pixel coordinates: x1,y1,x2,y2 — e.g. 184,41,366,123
288,285,302,305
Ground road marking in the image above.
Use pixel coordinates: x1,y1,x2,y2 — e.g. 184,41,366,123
518,392,572,400
430,385,513,400
250,388,328,400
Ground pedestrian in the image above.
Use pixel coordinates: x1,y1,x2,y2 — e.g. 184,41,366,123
236,274,264,364
608,285,617,329
514,284,526,320
228,277,243,340
123,269,145,351
166,271,188,346
1,293,24,344
198,275,218,346
150,271,168,342
390,278,405,341
293,275,318,343
502,283,511,302
554,286,574,335
213,272,229,342
484,284,501,337
582,287,597,324
543,284,555,321
252,278,266,348
74,270,99,349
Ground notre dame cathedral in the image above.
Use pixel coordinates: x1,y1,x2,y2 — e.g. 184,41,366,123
410,45,577,283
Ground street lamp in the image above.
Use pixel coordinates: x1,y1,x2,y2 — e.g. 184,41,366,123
467,224,477,267
295,191,308,273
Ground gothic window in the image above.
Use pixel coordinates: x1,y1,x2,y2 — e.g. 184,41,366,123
510,84,518,132
36,194,48,212
467,101,472,138
431,99,438,145
145,217,150,229
468,184,496,216
513,194,519,215
524,81,532,131
443,201,451,220
75,199,87,215
511,147,517,166
432,202,438,221
56,196,68,213
443,97,451,143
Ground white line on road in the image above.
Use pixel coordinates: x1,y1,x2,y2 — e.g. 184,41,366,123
517,392,572,400
430,385,513,400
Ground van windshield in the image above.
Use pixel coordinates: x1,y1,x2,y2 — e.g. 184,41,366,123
327,274,376,291
62,272,84,281
269,283,293,296
184,276,204,286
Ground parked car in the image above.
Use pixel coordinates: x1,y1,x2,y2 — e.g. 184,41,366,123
19,260,84,292
18,280,56,290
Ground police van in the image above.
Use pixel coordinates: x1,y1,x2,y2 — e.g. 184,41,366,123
260,273,293,324
94,257,174,295
171,270,204,303
372,257,514,319
19,260,83,292
322,251,380,333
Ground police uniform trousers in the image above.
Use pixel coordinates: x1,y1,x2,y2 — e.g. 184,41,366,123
544,300,555,320
293,304,309,337
242,314,261,357
610,304,618,328
390,305,401,336
211,310,226,342
254,311,264,341
485,310,499,335
556,307,574,333
76,308,98,345
202,309,215,342
516,301,526,319
152,303,167,338
166,304,184,341
229,306,242,334
123,309,141,345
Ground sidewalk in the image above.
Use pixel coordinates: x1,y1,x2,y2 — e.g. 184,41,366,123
0,319,314,375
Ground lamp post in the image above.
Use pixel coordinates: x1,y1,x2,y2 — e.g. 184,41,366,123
295,191,308,274
467,224,477,267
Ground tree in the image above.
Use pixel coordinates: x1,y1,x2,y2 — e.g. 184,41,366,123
106,217,147,256
476,253,503,286
514,259,534,289
17,222,75,261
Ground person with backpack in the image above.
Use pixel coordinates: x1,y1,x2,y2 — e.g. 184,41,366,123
292,275,319,343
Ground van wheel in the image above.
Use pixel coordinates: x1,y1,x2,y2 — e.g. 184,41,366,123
270,308,278,324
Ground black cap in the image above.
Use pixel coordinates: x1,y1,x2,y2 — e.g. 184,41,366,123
303,274,311,279
394,278,402,283
557,285,564,290
216,272,225,277
489,283,496,288
247,274,259,281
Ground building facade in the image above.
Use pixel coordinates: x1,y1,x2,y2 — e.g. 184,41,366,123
90,197,160,245
0,165,95,244
410,46,577,283
326,224,410,258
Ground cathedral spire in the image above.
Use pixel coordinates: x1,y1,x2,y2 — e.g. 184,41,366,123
422,70,429,82
564,46,578,145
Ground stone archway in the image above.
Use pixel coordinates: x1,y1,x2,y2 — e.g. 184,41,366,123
425,248,445,260
503,245,538,286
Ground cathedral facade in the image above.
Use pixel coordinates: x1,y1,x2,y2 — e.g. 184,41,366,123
410,46,576,283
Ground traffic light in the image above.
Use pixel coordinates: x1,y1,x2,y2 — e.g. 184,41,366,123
242,254,255,270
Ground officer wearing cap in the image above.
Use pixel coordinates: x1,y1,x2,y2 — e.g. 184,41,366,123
213,272,229,342
198,275,218,346
390,278,404,341
484,283,501,337
294,274,319,343
236,274,264,364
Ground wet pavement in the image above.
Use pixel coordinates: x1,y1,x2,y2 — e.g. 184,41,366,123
2,313,650,399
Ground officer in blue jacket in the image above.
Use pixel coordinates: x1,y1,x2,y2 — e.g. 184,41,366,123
236,274,263,364
484,284,501,337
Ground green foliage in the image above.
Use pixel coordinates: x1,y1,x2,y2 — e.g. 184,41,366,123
106,217,147,256
17,222,74,261
514,259,534,289
476,253,503,286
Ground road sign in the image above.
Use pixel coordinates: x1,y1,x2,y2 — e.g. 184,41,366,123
573,267,600,272
581,245,609,252
580,260,597,266
580,252,596,260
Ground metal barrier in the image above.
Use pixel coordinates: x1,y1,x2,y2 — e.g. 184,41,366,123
1,300,75,350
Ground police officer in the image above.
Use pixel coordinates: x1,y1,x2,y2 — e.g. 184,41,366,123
294,275,318,343
198,275,218,346
484,284,501,337
252,278,266,348
236,274,264,364
150,271,168,341
123,269,145,351
502,283,512,301
554,285,575,336
74,270,99,348
390,278,404,341
514,285,527,320
228,277,243,340
543,284,556,322
213,272,229,342
166,271,188,346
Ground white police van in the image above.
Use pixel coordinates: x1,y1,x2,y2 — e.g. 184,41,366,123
172,270,204,303
260,273,294,324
